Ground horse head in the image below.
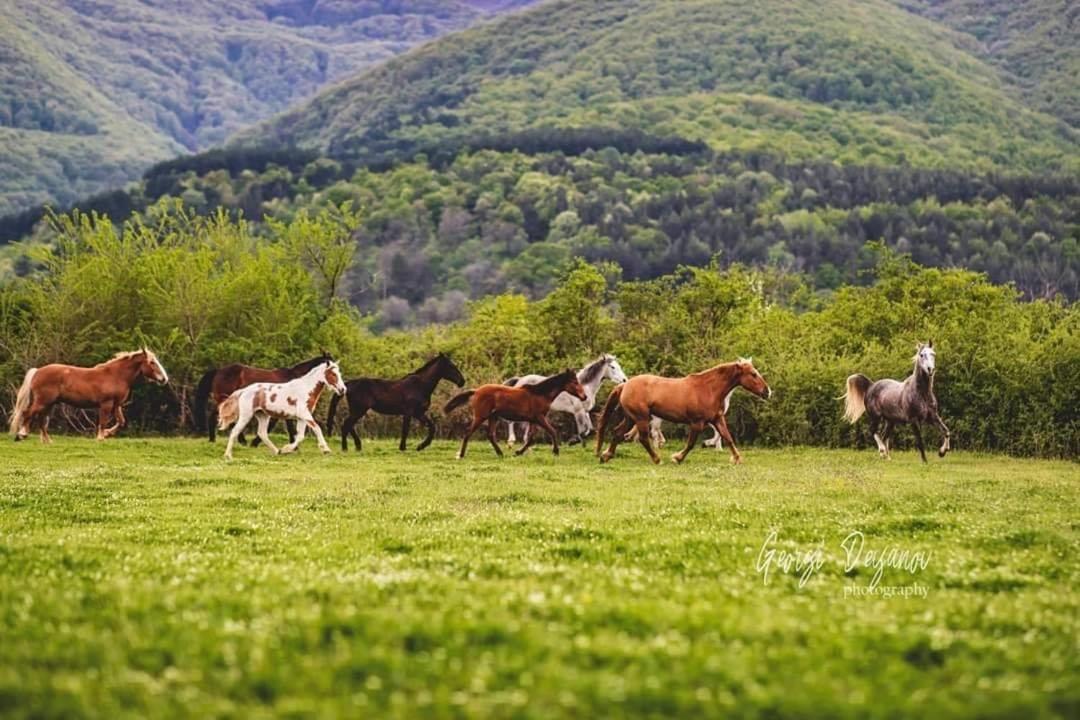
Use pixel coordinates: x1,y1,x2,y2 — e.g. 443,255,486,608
437,353,467,387
914,341,936,376
138,348,169,384
735,357,771,399
604,354,629,384
562,369,588,401
322,361,347,396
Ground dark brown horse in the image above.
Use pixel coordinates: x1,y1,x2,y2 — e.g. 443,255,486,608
194,353,333,442
9,349,170,442
444,369,588,459
326,353,466,452
842,341,950,462
596,359,771,465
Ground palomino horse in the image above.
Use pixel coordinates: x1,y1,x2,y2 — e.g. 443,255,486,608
597,359,771,465
505,353,627,447
326,353,466,452
9,349,169,442
217,360,346,460
194,353,334,443
842,341,951,462
445,369,588,459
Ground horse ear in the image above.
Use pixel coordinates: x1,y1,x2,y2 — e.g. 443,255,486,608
928,339,934,348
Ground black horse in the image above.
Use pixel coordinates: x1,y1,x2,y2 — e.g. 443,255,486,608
842,341,951,462
326,353,466,451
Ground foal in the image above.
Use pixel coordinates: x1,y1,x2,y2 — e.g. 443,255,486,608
217,361,346,460
444,370,587,459
842,341,950,462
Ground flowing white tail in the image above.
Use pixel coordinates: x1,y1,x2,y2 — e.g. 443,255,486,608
9,368,37,435
843,374,871,423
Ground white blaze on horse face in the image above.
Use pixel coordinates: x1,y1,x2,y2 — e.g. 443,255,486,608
148,352,169,384
326,362,347,395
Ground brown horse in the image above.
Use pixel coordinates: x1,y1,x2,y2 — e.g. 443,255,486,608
444,369,588,459
596,359,771,465
193,353,333,442
9,349,170,442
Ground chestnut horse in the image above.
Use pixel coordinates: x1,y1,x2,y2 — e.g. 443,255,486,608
444,369,588,459
193,353,333,442
596,359,771,465
326,353,466,452
9,349,170,442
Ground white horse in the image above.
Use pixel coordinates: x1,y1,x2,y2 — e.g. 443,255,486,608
506,354,628,447
217,360,346,460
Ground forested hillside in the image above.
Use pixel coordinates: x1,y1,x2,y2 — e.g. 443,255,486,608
892,0,1080,128
0,0,535,216
240,0,1078,174
2,0,1077,310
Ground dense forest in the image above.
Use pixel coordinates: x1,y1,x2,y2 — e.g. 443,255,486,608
5,141,1076,307
0,0,531,216
1,208,1074,457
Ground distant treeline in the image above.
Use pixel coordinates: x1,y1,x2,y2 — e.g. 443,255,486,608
1,209,1075,457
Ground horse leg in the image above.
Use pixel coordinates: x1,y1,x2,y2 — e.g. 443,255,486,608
224,405,253,460
634,418,661,464
416,413,437,451
869,414,887,458
399,415,411,451
880,421,895,460
457,417,483,460
340,414,358,451
39,414,52,444
306,415,332,454
280,420,308,455
507,421,518,449
207,403,217,442
933,413,951,457
673,423,704,464
538,416,561,456
514,422,539,457
911,423,928,464
486,421,504,458
255,415,279,455
251,418,270,448
96,401,114,441
601,417,633,463
713,413,743,465
286,419,297,443
104,404,126,438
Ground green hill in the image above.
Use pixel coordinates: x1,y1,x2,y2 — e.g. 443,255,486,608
240,0,1079,173
0,0,533,216
892,0,1080,128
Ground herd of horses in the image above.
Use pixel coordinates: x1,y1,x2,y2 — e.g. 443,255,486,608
7,343,952,464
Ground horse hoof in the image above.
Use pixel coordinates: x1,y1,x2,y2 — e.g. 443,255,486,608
671,454,683,464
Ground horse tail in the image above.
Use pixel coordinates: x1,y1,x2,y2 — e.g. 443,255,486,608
595,384,624,456
8,368,36,435
842,374,872,423
326,391,342,435
193,368,216,432
216,393,241,431
444,390,475,414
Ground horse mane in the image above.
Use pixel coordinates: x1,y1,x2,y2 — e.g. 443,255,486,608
528,369,576,394
578,356,608,386
413,354,443,374
111,349,146,360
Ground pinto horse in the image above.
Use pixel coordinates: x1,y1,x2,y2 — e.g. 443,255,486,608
444,369,587,459
217,360,346,460
326,353,466,452
597,359,771,465
194,353,333,443
9,349,170,442
842,341,951,462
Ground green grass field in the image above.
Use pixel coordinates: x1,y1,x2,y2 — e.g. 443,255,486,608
0,437,1076,718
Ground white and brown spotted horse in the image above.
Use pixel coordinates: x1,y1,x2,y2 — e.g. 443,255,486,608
217,360,346,460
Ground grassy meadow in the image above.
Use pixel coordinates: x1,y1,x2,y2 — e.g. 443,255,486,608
0,436,1076,718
